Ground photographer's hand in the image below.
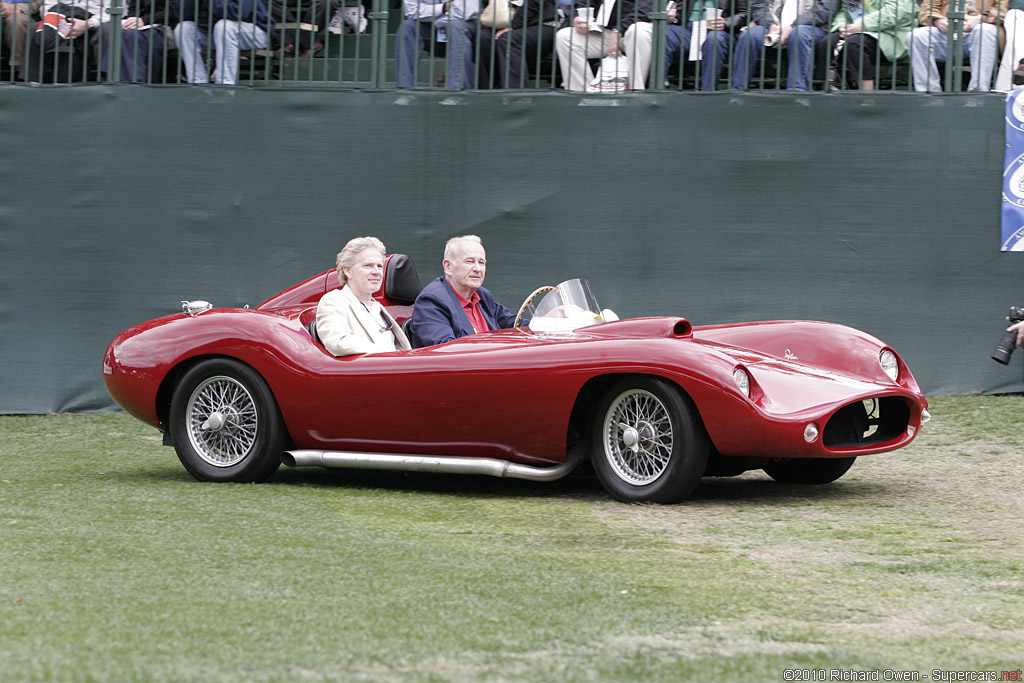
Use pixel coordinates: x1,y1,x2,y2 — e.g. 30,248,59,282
1007,320,1024,348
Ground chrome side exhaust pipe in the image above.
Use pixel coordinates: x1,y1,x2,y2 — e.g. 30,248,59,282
281,450,578,482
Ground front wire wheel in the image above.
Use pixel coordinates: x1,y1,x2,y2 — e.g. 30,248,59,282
185,375,259,468
603,389,673,485
592,377,709,503
169,359,288,482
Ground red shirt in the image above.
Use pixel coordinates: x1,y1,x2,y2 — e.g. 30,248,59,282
451,284,489,334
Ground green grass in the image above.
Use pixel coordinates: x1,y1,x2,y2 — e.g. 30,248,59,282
2,396,1023,681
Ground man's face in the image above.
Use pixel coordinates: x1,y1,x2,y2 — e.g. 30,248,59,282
343,248,385,298
444,241,487,297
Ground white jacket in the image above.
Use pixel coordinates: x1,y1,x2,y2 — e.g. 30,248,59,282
315,285,411,357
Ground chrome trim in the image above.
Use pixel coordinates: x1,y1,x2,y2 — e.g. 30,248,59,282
181,300,213,317
281,450,578,482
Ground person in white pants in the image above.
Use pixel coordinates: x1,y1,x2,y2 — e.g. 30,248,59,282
995,7,1024,91
554,0,650,91
907,0,1001,92
174,0,273,85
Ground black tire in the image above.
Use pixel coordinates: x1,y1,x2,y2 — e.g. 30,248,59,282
762,456,856,485
591,377,710,504
168,359,288,483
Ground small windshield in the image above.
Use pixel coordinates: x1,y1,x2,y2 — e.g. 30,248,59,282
526,279,610,333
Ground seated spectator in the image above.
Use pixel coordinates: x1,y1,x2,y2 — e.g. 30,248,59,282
554,0,651,91
476,0,559,88
395,0,479,89
813,0,915,90
316,236,411,356
94,0,173,82
24,0,104,82
731,0,837,90
621,0,747,91
908,0,1001,92
273,0,327,58
994,0,1024,91
174,0,275,85
409,234,516,348
327,0,367,35
2,0,41,80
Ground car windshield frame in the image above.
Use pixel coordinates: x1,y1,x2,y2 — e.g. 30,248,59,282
526,279,610,334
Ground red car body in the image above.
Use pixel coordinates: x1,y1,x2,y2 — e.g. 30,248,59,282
103,255,928,503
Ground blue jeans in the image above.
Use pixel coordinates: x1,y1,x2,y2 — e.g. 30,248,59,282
395,18,477,89
786,25,827,91
665,23,731,90
731,24,825,90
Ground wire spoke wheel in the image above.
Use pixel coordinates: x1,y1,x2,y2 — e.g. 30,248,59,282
169,359,287,483
591,377,709,504
186,375,259,467
603,389,674,485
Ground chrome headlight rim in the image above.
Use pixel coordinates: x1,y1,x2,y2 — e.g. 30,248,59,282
879,350,899,382
733,367,750,398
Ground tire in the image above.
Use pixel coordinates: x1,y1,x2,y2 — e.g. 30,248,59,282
762,456,856,485
168,359,288,483
591,377,710,504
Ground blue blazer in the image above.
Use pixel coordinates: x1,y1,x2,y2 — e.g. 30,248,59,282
410,277,517,348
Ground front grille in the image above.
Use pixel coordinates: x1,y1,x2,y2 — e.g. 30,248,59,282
822,397,911,448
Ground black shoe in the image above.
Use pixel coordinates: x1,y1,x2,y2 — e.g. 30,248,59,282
828,68,843,91
1013,59,1024,86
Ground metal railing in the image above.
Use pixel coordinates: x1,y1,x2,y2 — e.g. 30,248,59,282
0,0,1012,92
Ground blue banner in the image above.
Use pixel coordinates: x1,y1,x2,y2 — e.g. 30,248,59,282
1003,91,1024,251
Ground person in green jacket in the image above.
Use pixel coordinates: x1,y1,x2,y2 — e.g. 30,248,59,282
812,0,916,89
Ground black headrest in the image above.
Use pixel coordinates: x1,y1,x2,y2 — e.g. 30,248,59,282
385,254,422,305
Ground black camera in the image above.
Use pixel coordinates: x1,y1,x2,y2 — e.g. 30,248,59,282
992,306,1024,364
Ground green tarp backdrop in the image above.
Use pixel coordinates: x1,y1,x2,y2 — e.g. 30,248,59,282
0,87,1017,413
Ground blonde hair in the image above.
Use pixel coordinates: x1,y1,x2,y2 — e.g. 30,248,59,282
336,236,386,285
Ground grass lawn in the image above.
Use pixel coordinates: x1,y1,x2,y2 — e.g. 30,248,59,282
1,395,1022,681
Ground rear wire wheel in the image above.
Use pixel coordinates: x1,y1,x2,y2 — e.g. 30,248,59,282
591,377,709,503
169,359,288,482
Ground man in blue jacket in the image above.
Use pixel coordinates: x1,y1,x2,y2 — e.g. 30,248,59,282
410,235,517,348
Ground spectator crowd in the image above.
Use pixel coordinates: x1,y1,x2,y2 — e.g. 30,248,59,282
1,0,1020,91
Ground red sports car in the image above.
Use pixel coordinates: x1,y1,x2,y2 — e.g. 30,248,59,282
103,254,929,503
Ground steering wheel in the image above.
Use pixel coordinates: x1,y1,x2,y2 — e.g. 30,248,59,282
514,286,555,328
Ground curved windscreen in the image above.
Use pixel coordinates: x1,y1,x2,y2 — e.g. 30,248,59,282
526,279,612,333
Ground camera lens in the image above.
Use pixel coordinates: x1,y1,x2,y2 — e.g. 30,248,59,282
992,329,1018,364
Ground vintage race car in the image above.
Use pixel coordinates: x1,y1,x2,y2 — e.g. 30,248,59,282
103,254,930,503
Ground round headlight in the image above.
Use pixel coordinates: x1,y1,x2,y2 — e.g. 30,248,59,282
804,423,820,443
733,368,750,398
879,350,899,381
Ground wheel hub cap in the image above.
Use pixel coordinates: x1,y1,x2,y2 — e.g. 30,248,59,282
620,424,640,451
202,411,227,432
